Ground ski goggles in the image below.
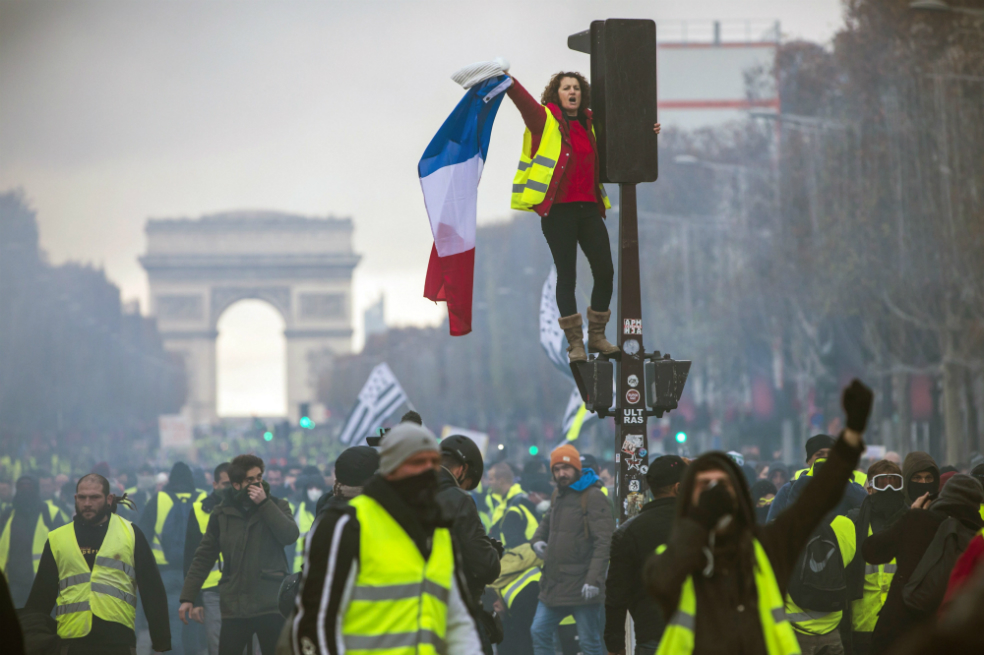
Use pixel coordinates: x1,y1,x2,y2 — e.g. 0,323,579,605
870,473,903,492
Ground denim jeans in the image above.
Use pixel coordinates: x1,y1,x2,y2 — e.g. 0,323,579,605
531,601,604,655
635,638,660,655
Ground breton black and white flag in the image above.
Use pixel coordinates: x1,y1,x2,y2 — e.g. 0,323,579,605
539,266,588,377
338,363,410,446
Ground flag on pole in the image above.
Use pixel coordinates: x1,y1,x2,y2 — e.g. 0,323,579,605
540,266,588,376
420,75,513,336
562,384,597,442
338,363,410,446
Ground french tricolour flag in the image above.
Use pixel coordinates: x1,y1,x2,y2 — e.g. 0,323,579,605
420,75,512,336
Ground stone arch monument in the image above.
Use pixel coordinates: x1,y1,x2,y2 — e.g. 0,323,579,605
141,211,360,423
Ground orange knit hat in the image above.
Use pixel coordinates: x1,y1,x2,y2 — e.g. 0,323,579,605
550,444,582,471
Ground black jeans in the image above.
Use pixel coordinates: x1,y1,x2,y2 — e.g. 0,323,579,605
218,613,284,655
541,202,614,317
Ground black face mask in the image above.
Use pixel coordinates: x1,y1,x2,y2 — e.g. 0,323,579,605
908,479,939,503
389,469,439,508
870,489,905,515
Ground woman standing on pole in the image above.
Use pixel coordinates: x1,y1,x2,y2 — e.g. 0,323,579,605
505,71,659,363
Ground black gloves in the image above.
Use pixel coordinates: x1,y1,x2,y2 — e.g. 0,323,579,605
489,537,504,558
842,378,873,433
691,483,735,532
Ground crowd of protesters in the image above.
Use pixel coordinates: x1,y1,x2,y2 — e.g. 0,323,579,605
2,383,984,655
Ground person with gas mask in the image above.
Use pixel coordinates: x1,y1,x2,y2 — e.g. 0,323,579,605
645,379,873,655
178,454,299,655
845,459,907,655
862,467,984,654
23,473,171,654
292,422,482,655
290,466,326,573
438,434,503,655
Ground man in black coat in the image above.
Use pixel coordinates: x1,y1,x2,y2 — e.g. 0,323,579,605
604,455,687,655
436,435,502,655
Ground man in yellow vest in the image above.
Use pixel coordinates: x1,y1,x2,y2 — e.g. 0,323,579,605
646,379,873,655
138,461,204,655
182,461,231,655
847,460,906,655
487,461,539,549
783,514,856,654
293,422,482,655
491,542,542,655
0,474,66,606
23,473,170,654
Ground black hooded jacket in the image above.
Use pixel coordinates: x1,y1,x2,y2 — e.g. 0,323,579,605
645,435,863,655
435,467,501,602
604,496,677,653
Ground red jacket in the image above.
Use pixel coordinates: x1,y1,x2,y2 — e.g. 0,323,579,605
505,78,607,218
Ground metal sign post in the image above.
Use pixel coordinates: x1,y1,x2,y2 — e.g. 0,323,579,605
569,19,690,522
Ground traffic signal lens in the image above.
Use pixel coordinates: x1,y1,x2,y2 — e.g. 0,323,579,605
529,446,539,455
263,431,273,441
299,417,314,429
675,431,687,443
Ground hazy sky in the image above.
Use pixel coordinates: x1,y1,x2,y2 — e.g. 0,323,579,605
0,1,844,414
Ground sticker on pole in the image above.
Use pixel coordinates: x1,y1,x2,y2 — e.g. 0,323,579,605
623,339,640,355
626,389,641,404
627,374,639,388
623,318,642,335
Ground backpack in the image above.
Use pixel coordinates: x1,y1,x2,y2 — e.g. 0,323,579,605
159,492,195,565
902,516,976,614
788,522,847,612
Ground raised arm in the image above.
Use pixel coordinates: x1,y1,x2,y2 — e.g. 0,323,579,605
505,77,547,134
760,380,871,589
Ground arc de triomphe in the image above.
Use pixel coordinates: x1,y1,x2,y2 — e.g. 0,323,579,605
141,211,360,423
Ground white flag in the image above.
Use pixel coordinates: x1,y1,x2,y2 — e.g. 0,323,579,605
539,266,588,376
338,363,410,446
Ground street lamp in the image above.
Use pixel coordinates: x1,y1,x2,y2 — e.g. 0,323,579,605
909,0,984,17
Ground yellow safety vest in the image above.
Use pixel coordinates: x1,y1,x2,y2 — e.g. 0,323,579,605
192,500,222,589
151,491,204,565
293,501,317,573
655,539,800,655
489,484,524,526
342,494,453,655
784,515,856,635
0,504,58,573
510,109,611,212
793,464,866,486
490,500,538,549
851,525,895,633
49,514,137,638
501,565,541,609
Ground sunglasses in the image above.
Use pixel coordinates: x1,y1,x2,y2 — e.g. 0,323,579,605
870,474,903,492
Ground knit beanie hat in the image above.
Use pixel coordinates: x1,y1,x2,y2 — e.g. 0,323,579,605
335,446,380,486
805,434,836,462
550,444,581,472
378,423,440,476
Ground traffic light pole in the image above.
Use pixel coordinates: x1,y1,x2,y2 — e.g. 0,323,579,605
568,19,690,523
614,184,650,521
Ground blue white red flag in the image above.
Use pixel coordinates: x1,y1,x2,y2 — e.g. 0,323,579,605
420,75,512,336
